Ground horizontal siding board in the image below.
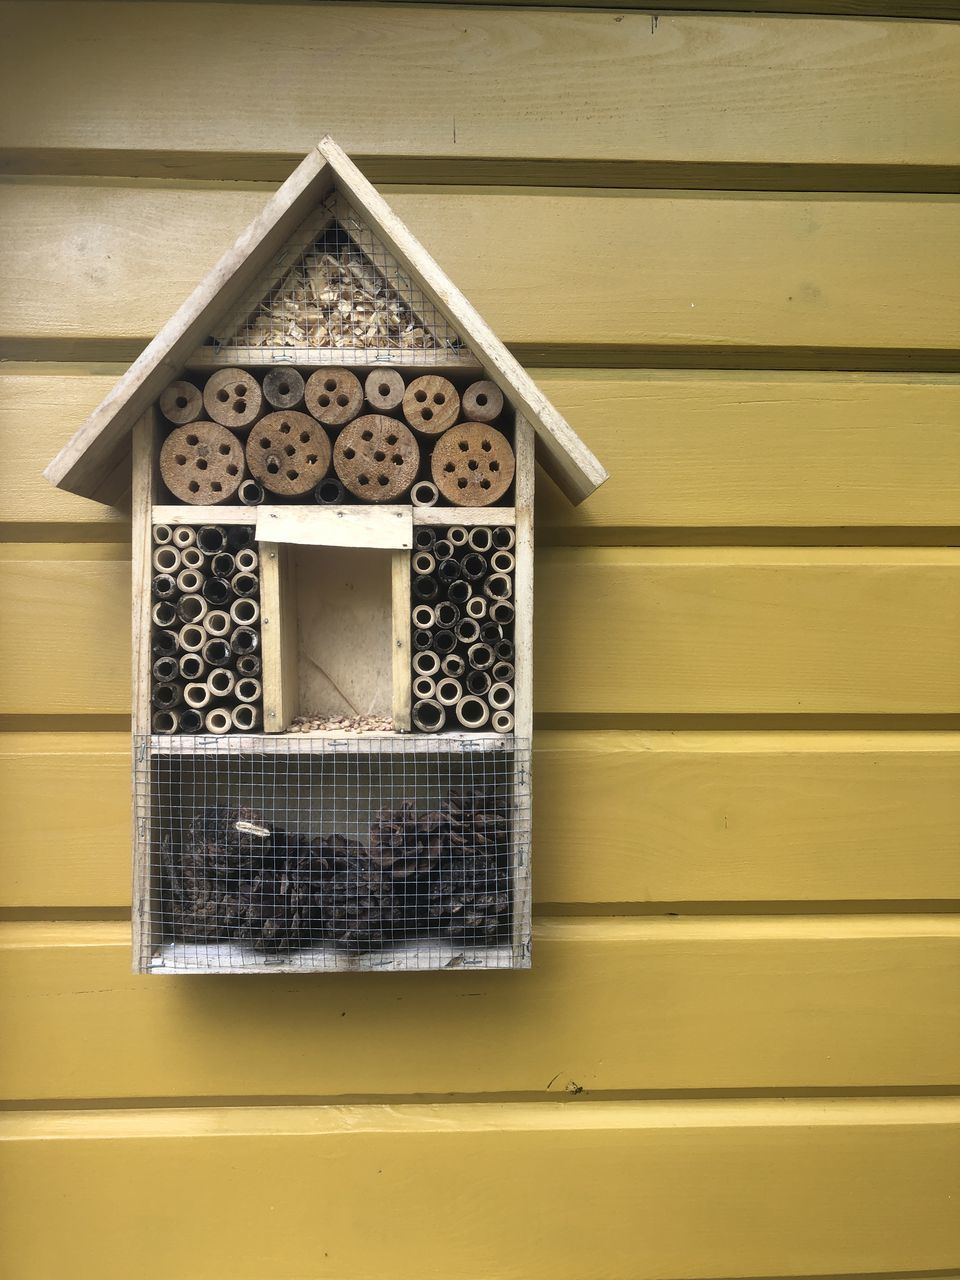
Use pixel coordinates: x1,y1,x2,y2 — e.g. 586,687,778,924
0,1100,957,1280
1,919,958,1099
3,185,960,354
11,369,960,531
4,730,960,908
2,5,959,170
3,548,960,716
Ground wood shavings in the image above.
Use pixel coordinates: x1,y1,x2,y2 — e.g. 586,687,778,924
289,714,397,734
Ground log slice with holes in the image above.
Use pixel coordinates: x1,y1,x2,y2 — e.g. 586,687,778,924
402,375,460,435
160,421,245,504
305,368,363,426
431,422,515,506
461,380,504,424
246,411,332,497
262,367,305,410
364,368,405,412
334,415,420,503
203,368,263,431
159,380,203,425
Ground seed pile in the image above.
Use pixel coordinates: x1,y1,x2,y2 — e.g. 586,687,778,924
161,793,512,954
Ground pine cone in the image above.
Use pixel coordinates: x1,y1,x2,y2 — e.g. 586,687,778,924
425,790,513,944
162,806,268,943
236,829,321,955
314,833,406,952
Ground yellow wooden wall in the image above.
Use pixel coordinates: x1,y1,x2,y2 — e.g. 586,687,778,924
1,3,959,1276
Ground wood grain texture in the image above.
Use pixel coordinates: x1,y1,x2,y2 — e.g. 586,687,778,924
6,547,958,717
12,370,960,532
0,1099,957,1280
2,185,959,357
5,731,960,908
2,919,958,1099
2,5,958,172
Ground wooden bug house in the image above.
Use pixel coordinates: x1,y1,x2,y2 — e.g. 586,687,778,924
44,137,607,974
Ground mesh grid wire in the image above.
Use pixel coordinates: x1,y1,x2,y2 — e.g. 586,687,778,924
135,735,531,972
199,193,468,365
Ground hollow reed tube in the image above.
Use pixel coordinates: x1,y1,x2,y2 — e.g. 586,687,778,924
489,682,515,710
235,548,259,573
455,696,489,729
447,526,468,548
413,528,437,550
467,642,494,670
447,580,471,605
180,546,205,571
465,596,487,620
230,597,260,626
467,527,493,552
238,479,265,507
172,526,196,548
413,629,433,652
479,621,503,644
179,653,206,681
433,629,457,655
152,709,179,734
152,630,180,657
412,699,445,733
203,637,232,667
492,526,515,550
235,677,262,703
152,573,178,601
153,524,173,545
197,525,227,554
490,601,515,626
203,609,231,637
441,653,466,678
236,654,261,677
460,553,487,581
412,675,436,700
412,650,441,677
435,677,463,707
210,551,236,579
437,558,461,584
465,670,491,697
410,481,439,507
183,682,211,710
230,627,259,656
179,708,204,733
231,572,259,598
151,601,177,628
456,618,481,645
152,545,181,574
314,477,345,505
152,682,182,710
202,576,232,606
411,604,436,630
412,574,439,602
231,704,261,731
434,601,460,629
204,708,232,734
178,625,206,652
491,710,514,734
152,656,179,682
176,594,208,624
176,567,205,595
206,668,236,698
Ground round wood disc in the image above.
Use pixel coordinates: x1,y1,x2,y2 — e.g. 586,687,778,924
159,379,203,425
203,368,263,431
262,367,305,410
431,422,515,506
333,415,420,503
364,368,405,412
461,380,504,424
305,368,363,426
160,421,245,505
402,375,460,435
245,411,332,497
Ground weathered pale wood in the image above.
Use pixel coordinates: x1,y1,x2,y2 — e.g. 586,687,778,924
4,731,960,909
511,417,535,963
42,148,335,501
258,542,296,733
391,551,411,732
256,504,412,550
6,547,960,717
130,411,155,971
153,504,256,525
3,6,958,173
2,918,958,1097
6,185,960,364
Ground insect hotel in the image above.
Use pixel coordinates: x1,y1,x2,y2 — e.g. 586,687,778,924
44,137,607,974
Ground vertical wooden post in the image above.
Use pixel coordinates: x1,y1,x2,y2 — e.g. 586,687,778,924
511,415,535,967
260,542,298,732
391,550,412,731
131,408,157,973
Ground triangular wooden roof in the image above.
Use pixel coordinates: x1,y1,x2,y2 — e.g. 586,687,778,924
44,137,607,506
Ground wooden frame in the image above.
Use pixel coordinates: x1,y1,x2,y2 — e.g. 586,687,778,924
131,408,157,972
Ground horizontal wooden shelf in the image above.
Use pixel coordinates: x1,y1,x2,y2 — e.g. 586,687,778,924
147,731,516,754
147,940,519,974
151,504,516,527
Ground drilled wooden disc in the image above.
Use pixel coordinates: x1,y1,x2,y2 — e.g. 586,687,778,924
304,368,363,426
402,375,460,435
203,368,263,431
333,415,420,503
431,422,515,506
262,367,305,410
245,411,332,497
364,368,405,412
159,380,203,425
160,421,245,505
461,380,504,424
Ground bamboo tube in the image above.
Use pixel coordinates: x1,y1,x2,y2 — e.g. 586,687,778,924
184,682,212,710
238,479,265,507
314,477,345,505
490,600,515,626
455,696,489,729
491,550,515,574
305,368,364,426
235,548,259,573
432,538,453,561
413,528,436,550
230,627,259,656
210,552,236,579
467,527,493,552
202,576,232,606
412,650,440,678
364,368,405,412
176,567,205,595
479,621,503,645
178,708,203,733
412,675,437,701
230,597,260,626
402,375,460,435
231,704,261,731
412,575,439,603
410,481,439,507
467,642,494,671
413,629,433,652
236,654,261,677
204,708,232,734
197,525,228,554
489,682,515,710
412,699,445,733
448,580,471,606
465,670,491,697
441,653,466,679
412,551,436,576
159,379,203,426
176,594,208,624
152,656,179,682
206,668,236,698
180,546,205,571
153,524,173,545
203,637,232,667
483,573,512,600
152,545,181,574
433,629,457,655
152,709,180,734
179,625,206,653
460,553,487,581
152,630,179,657
263,368,305,411
435,676,463,707
491,710,514,734
179,653,206,682
203,610,232,637
152,601,177,628
447,525,468,548
152,682,182,710
462,380,504,424
437,558,461,584
203,368,263,431
492,526,515,550
235,677,262,704
492,661,515,684
228,525,256,552
495,639,514,661
152,573,178,600
231,572,259,598
466,595,488,620
434,601,460,629
172,526,196,548
411,604,436,630
456,618,481,645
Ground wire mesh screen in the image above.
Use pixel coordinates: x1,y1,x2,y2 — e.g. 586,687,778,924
135,735,531,972
198,194,467,365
